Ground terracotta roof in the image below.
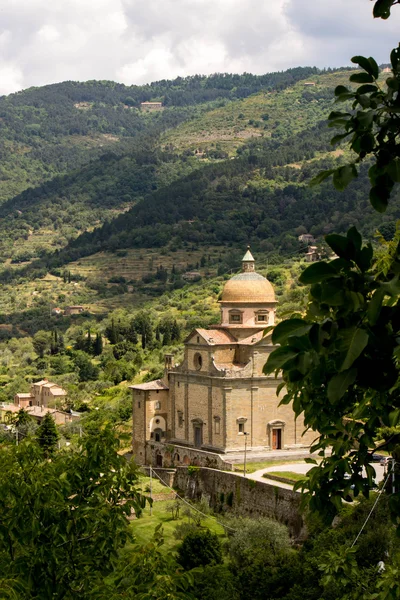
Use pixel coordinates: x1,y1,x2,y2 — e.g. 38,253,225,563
15,393,34,398
26,406,70,419
42,382,57,388
33,379,48,386
195,328,237,345
50,389,67,396
0,404,20,412
26,406,57,416
239,331,265,345
130,379,169,391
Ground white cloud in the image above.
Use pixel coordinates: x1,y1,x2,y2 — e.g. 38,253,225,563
0,65,24,95
0,0,399,94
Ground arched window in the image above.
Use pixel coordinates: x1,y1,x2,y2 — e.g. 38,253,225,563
194,352,203,370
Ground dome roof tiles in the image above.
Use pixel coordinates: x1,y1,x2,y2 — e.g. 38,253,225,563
221,272,276,303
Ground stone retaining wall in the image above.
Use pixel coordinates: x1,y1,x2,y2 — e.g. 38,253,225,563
173,466,305,538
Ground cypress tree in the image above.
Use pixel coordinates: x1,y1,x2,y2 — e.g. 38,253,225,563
93,333,103,356
36,413,59,457
171,319,181,341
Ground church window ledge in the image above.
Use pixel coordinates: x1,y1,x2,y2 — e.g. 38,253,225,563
237,416,248,435
229,310,243,324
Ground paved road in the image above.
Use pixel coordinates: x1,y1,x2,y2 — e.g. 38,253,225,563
247,461,387,490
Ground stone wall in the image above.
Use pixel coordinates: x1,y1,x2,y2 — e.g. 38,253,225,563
173,466,305,538
146,443,235,470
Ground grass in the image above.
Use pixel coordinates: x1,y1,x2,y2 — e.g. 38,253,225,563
235,459,306,474
130,499,227,553
262,471,306,485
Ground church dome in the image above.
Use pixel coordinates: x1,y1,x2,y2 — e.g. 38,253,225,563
221,272,276,303
221,248,276,303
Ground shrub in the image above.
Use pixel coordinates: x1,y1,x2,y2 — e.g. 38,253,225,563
177,529,223,570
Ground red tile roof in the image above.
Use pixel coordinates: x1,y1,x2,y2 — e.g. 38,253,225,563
129,379,169,391
194,328,237,345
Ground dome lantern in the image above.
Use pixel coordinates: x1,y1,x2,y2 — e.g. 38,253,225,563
242,246,255,273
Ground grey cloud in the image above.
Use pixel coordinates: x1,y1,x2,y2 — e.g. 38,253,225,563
0,0,399,95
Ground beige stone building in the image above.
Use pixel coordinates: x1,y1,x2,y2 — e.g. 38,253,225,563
14,379,67,409
5,379,71,425
131,249,315,467
140,102,163,111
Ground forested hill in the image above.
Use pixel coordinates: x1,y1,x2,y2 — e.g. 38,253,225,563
2,65,397,284
54,123,400,266
0,66,320,202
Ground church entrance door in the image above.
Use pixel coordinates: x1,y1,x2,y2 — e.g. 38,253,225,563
272,428,282,450
194,425,202,448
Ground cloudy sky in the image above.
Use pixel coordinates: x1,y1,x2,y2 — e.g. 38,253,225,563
0,0,399,95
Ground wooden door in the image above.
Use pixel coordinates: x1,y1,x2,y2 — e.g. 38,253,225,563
194,426,202,448
272,428,282,450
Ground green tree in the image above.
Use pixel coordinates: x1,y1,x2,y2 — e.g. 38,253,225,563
0,425,146,599
32,329,52,358
105,318,119,345
264,0,400,536
36,412,59,456
133,311,153,350
73,350,100,382
177,529,223,570
93,332,103,356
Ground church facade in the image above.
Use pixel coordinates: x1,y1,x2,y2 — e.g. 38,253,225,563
131,249,315,467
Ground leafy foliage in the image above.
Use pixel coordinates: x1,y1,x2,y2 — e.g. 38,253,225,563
265,229,400,518
177,529,223,570
0,425,146,599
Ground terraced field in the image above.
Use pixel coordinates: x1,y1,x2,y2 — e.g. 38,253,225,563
69,246,227,283
161,71,354,156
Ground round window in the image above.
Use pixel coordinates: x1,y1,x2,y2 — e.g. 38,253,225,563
155,418,160,424
194,352,203,370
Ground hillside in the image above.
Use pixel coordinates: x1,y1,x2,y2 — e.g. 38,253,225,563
0,68,358,266
0,68,319,204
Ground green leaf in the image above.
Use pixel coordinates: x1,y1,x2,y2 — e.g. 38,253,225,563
263,346,299,375
373,0,395,19
327,369,357,403
358,133,375,153
325,234,355,260
390,46,400,69
370,185,389,212
330,133,350,146
332,165,358,191
387,158,400,183
349,73,375,84
299,261,337,285
346,227,362,251
367,288,385,325
356,84,379,94
334,85,350,96
271,318,312,345
354,244,373,272
339,328,369,371
351,56,379,79
310,169,334,186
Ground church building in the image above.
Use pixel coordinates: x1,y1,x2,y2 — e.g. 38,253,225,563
131,249,314,467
